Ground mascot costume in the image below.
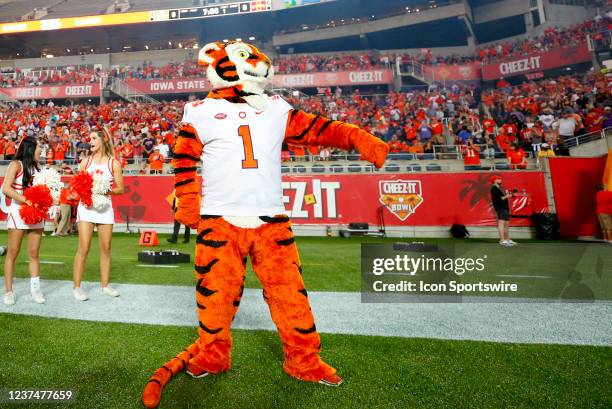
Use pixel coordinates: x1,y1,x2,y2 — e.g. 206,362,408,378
142,41,389,408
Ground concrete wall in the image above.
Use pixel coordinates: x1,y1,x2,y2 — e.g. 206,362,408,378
569,135,612,157
472,0,529,25
12,53,110,69
109,48,194,67
273,2,468,46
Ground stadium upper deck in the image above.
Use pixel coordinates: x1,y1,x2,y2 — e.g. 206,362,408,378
0,0,599,61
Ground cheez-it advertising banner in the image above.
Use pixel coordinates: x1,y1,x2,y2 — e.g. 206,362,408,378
1,173,548,227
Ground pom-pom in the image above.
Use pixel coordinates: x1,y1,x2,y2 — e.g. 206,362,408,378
19,185,53,225
92,172,112,195
33,167,63,202
91,172,112,210
92,193,111,210
71,171,93,208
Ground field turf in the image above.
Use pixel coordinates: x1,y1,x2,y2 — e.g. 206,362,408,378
1,231,611,408
1,313,610,409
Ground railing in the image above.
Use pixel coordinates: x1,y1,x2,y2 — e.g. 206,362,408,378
396,57,435,85
564,126,611,149
106,77,160,104
0,90,21,108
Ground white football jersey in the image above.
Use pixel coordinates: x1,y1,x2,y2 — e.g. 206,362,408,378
182,95,293,216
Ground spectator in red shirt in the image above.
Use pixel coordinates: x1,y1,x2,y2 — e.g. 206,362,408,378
585,107,604,134
596,184,612,244
506,143,528,169
461,140,481,170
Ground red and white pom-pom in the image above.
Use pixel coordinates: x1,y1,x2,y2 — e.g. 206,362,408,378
91,172,112,210
19,185,53,225
92,172,112,195
33,167,63,201
71,171,93,208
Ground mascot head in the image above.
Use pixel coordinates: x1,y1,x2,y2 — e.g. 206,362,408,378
198,41,273,111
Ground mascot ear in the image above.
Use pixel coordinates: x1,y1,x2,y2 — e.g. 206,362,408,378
198,42,222,66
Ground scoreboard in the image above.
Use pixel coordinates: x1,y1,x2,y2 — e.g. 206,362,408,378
168,1,270,20
0,0,272,35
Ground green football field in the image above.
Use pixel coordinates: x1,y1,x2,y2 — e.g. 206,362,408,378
0,232,611,408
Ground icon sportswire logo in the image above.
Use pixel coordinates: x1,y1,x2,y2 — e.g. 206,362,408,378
379,180,424,221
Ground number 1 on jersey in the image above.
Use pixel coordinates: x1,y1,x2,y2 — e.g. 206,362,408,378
238,125,259,169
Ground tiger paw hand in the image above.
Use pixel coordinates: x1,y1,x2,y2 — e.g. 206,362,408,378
357,137,389,169
175,196,201,229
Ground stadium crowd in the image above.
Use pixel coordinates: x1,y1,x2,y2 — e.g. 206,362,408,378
0,69,609,172
1,16,608,87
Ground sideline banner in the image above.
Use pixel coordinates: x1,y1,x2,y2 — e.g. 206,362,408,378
0,172,548,226
423,62,482,82
0,84,100,100
548,156,607,238
481,43,591,81
123,69,395,94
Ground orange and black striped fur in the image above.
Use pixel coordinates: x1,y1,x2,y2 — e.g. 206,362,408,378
142,42,388,409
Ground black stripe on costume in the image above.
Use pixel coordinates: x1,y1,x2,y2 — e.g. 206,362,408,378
224,96,245,104
195,259,218,275
174,166,197,175
298,288,308,297
201,215,221,219
259,215,290,223
147,379,162,387
175,179,194,188
199,321,222,334
287,114,320,141
196,302,206,310
196,279,217,297
198,239,227,248
232,300,240,307
233,86,256,97
276,237,295,246
294,262,303,275
316,119,334,137
161,365,174,376
295,324,317,334
174,357,186,371
196,228,227,248
173,153,200,162
178,130,197,139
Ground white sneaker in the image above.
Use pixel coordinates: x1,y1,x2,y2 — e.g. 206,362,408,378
102,286,120,297
73,287,89,301
31,289,46,304
3,291,16,305
499,240,510,246
507,240,518,246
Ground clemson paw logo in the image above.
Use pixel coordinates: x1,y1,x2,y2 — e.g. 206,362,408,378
379,180,423,221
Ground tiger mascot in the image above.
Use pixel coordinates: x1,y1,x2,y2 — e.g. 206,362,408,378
141,41,389,408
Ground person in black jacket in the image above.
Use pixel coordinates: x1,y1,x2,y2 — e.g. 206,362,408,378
167,195,190,244
490,176,517,246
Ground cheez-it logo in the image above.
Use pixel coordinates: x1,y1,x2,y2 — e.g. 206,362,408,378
379,180,423,221
214,113,227,120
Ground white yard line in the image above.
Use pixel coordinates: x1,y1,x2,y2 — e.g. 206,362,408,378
0,278,610,346
136,264,178,268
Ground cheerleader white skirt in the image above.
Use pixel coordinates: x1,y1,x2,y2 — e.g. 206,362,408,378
6,203,45,230
76,201,114,225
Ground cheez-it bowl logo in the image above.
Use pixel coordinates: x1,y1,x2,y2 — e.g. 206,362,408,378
379,180,423,221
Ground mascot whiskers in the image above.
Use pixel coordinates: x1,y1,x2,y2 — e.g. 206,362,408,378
142,41,389,408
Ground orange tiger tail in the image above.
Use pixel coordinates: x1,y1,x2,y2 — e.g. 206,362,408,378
141,341,199,409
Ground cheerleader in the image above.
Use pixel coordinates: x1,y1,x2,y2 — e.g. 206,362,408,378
72,129,124,301
1,135,45,305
